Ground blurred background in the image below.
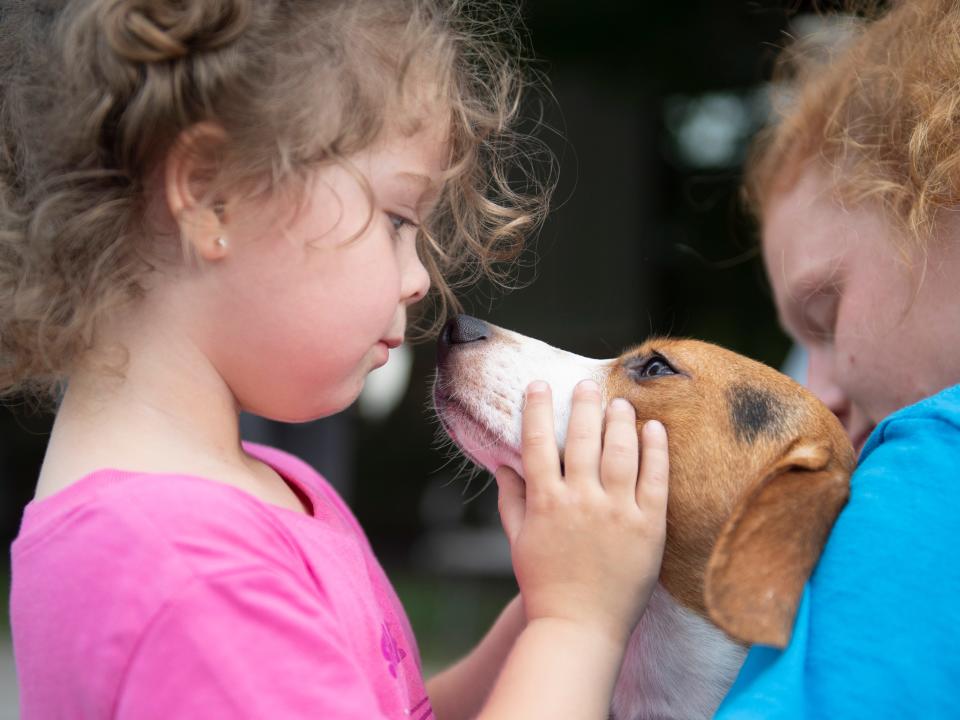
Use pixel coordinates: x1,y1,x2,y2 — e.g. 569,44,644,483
0,1,830,713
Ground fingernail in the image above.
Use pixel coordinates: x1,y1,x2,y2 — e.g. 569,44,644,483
610,397,633,412
644,419,665,434
527,380,548,395
576,379,600,393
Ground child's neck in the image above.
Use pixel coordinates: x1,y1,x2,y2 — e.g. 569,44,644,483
36,330,308,514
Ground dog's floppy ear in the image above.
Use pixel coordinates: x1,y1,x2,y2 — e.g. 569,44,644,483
703,440,851,648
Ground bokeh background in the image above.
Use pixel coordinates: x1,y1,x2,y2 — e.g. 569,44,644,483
0,1,830,713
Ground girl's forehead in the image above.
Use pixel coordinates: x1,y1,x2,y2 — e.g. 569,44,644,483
763,169,835,258
762,168,852,295
362,119,450,178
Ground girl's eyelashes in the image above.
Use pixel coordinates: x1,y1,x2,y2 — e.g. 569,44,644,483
797,290,839,344
387,212,418,235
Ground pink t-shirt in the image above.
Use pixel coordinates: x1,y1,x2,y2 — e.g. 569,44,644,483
10,442,433,719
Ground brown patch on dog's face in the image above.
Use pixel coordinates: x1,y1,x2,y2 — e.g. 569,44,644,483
434,319,854,644
606,337,854,616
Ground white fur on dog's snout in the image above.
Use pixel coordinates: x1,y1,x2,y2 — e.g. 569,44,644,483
435,326,612,476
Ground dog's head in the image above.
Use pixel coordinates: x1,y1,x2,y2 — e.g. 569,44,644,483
433,315,855,648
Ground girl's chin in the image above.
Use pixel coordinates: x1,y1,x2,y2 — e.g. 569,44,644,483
372,341,390,368
249,355,389,421
254,388,361,424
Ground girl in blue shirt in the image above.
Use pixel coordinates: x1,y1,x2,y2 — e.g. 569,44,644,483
718,1,960,716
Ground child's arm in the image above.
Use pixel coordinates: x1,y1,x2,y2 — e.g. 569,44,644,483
435,380,669,719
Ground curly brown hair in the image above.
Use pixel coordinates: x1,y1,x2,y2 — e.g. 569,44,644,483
744,0,960,261
0,0,554,401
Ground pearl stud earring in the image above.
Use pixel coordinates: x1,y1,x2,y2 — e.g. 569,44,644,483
215,236,227,249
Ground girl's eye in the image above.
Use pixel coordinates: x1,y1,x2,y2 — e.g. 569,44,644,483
799,291,839,344
628,353,677,381
388,212,417,234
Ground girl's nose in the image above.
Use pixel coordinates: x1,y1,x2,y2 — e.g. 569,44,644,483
805,344,850,424
402,243,431,305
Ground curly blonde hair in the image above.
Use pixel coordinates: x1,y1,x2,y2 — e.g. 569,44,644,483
0,0,553,401
744,0,960,260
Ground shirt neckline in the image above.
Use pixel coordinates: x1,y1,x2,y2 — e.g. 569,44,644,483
20,441,322,523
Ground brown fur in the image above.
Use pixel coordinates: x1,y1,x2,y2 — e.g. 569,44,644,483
606,338,855,646
435,322,856,649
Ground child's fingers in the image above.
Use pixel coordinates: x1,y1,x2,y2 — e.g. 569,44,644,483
599,398,640,496
495,466,526,545
520,381,561,494
563,379,604,488
637,420,669,515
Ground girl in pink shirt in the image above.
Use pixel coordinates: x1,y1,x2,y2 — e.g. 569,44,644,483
0,1,670,718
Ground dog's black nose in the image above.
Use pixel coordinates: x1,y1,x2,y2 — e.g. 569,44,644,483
437,314,490,364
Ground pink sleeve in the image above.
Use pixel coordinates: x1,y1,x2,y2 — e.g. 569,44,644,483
112,566,389,719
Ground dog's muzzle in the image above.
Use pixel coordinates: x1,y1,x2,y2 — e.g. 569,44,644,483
433,315,610,475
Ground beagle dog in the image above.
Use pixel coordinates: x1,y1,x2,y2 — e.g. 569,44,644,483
433,315,855,720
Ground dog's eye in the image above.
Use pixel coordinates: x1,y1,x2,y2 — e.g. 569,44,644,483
629,354,677,380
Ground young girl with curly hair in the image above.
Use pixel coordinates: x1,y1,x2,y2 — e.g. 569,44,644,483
718,1,960,716
1,1,669,718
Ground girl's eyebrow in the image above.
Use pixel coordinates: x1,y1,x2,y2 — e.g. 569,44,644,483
392,171,441,207
394,171,435,188
786,262,843,300
394,171,439,196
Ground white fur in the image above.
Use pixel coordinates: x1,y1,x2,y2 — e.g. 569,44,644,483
436,327,748,719
611,585,746,720
437,327,610,477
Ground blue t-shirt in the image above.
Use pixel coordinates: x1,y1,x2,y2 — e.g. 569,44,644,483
716,383,960,719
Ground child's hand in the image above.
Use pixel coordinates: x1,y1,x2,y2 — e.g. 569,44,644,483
495,379,669,645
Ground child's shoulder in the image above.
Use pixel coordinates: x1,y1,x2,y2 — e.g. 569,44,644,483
863,382,960,457
11,442,371,626
9,447,393,716
243,441,367,534
889,382,960,425
14,455,314,577
854,383,960,502
14,442,367,582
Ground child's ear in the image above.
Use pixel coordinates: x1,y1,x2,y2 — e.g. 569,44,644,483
164,122,230,261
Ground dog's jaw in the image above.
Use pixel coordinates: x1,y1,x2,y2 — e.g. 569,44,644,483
432,388,524,475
